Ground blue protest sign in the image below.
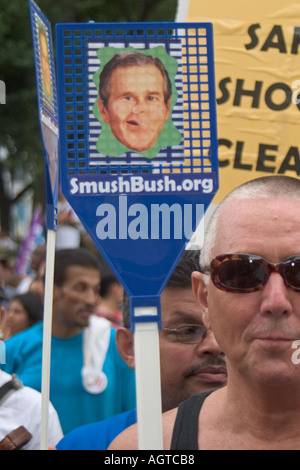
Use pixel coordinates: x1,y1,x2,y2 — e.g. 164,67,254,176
56,22,219,327
29,0,59,230
29,1,60,449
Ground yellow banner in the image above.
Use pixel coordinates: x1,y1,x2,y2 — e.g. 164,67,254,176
185,1,300,202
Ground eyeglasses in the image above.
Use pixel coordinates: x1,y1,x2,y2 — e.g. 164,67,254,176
208,253,300,293
162,324,207,344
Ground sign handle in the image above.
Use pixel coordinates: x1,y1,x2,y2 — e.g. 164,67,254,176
134,318,163,450
40,229,56,450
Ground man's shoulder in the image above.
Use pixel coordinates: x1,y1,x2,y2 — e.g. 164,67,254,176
0,370,12,386
13,381,41,404
3,322,43,361
5,322,43,346
57,409,137,450
0,370,40,411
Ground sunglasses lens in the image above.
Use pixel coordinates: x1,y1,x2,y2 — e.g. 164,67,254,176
284,258,300,290
214,257,266,291
211,255,300,293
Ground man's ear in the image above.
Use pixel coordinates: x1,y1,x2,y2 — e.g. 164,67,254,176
98,98,110,124
116,327,135,370
191,271,211,328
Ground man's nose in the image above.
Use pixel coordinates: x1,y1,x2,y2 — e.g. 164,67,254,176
6,310,14,319
260,272,292,318
132,100,145,113
196,329,223,357
85,288,99,305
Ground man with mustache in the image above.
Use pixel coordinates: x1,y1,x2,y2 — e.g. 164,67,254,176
1,248,135,435
109,175,300,450
56,249,227,450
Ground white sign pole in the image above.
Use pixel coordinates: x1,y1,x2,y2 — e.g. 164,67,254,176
133,307,163,450
40,228,56,450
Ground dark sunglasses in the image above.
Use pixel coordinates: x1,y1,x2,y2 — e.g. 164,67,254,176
208,253,300,293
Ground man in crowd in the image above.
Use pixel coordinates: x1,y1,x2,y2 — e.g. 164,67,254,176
56,249,227,449
1,248,135,434
109,175,300,450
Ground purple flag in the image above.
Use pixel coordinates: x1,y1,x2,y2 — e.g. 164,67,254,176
15,206,45,275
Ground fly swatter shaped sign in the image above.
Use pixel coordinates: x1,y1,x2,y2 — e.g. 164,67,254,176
29,0,59,229
29,0,59,449
55,22,219,320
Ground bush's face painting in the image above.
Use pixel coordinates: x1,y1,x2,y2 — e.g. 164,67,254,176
98,64,171,152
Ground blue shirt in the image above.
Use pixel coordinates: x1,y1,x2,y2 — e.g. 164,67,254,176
1,321,136,434
56,409,137,450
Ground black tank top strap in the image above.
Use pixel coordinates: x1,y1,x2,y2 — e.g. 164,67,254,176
170,391,212,450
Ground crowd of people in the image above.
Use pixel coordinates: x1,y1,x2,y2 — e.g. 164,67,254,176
2,174,300,450
0,235,226,449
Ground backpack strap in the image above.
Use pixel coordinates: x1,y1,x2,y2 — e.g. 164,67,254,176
0,374,23,406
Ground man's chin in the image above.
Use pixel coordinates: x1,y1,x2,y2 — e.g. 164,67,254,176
77,312,91,327
188,375,227,393
125,141,152,152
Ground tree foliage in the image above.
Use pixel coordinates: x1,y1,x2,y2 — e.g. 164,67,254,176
0,0,178,233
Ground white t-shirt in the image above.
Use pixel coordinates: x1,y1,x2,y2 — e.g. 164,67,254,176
0,371,63,450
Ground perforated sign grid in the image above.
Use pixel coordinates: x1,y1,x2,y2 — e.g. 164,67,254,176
56,22,218,183
55,21,218,302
